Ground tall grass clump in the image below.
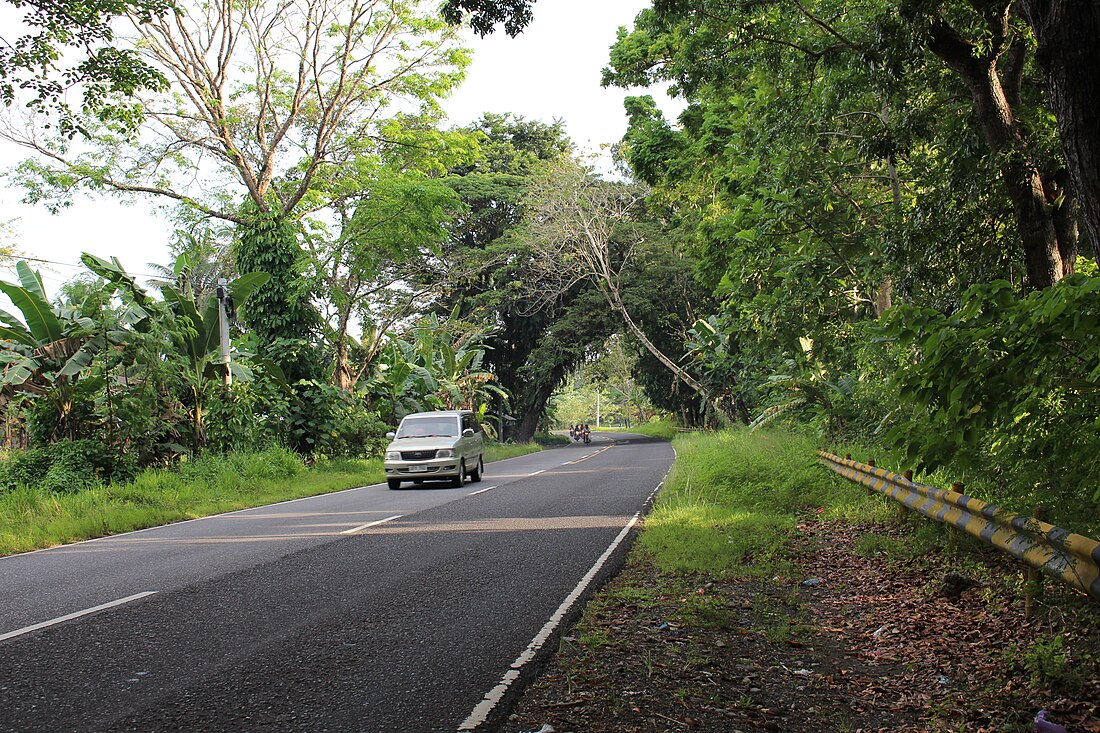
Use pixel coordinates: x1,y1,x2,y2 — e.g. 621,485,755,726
484,442,544,462
642,428,877,577
610,419,678,441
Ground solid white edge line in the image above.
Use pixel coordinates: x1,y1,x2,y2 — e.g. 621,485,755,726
0,591,158,643
467,486,496,496
527,469,546,476
340,515,403,535
457,479,666,732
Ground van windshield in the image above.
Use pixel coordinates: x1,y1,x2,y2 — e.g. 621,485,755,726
395,417,459,438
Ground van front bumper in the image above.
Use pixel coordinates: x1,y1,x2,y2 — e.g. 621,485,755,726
384,459,460,479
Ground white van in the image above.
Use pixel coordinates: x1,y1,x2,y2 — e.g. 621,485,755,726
383,410,485,490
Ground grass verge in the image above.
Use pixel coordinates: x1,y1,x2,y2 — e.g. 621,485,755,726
641,427,889,578
503,427,1100,733
0,441,543,557
602,419,679,441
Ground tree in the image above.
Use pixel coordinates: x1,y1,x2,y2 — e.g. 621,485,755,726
605,1,1075,293
1017,0,1100,260
5,0,469,449
5,0,467,319
439,0,1100,264
302,120,477,390
433,113,585,442
914,0,1075,289
520,154,726,415
7,0,467,221
0,0,171,135
440,0,534,36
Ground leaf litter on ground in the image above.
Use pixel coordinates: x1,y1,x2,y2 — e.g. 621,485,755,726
500,518,1100,733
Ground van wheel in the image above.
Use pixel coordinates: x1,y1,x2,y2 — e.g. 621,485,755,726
470,456,484,482
387,479,402,490
451,460,467,488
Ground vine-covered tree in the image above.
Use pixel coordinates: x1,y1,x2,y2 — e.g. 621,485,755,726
4,0,470,449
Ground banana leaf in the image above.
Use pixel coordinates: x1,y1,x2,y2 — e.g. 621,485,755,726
15,261,48,302
0,282,62,344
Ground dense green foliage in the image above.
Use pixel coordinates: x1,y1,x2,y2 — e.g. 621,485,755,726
883,277,1100,519
598,0,1100,528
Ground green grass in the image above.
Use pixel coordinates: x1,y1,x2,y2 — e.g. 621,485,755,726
533,432,571,447
603,419,679,441
0,442,544,557
484,441,545,461
641,428,889,578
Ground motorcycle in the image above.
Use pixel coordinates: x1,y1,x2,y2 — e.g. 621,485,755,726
581,428,591,445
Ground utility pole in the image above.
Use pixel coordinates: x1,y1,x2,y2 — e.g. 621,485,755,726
216,278,232,387
596,389,601,429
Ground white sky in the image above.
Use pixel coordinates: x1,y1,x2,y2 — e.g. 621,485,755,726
0,0,681,293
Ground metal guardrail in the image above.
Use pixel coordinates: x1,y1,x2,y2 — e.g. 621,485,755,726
818,451,1100,603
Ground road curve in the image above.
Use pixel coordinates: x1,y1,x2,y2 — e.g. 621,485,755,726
0,432,673,733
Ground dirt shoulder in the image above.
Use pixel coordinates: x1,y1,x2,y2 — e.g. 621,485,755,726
500,518,1100,733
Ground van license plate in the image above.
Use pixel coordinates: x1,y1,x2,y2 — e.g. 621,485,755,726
407,465,428,472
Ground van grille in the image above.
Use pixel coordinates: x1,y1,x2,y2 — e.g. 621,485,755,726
401,450,436,460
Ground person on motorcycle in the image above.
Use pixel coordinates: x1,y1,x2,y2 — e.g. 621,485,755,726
581,423,591,445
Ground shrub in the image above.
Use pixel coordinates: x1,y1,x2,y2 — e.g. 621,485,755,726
0,447,53,491
882,277,1100,531
180,445,303,484
0,439,137,493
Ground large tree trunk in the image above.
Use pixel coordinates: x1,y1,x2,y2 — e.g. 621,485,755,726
927,14,1067,290
1019,0,1100,262
513,382,556,443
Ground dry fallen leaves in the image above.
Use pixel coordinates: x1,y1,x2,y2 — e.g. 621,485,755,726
500,519,1100,733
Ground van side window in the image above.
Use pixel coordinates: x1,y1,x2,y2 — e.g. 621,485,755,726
462,415,474,432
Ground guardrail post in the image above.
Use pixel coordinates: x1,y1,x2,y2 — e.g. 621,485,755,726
947,483,965,553
865,459,876,496
896,470,913,521
1024,507,1048,620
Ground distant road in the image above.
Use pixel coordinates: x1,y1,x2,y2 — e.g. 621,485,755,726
0,432,673,733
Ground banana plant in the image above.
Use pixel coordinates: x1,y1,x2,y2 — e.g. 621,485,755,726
368,310,508,420
82,254,271,452
0,261,108,440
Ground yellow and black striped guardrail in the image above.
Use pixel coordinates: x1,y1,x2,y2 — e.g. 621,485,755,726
818,451,1100,603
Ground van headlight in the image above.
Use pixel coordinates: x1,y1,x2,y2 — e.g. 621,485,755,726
385,451,401,461
435,448,455,458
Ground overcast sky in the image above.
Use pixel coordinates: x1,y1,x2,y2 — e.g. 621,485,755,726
0,0,679,291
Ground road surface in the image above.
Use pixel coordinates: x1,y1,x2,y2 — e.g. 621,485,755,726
0,432,673,733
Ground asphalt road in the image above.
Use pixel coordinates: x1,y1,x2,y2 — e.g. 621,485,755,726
0,432,674,733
